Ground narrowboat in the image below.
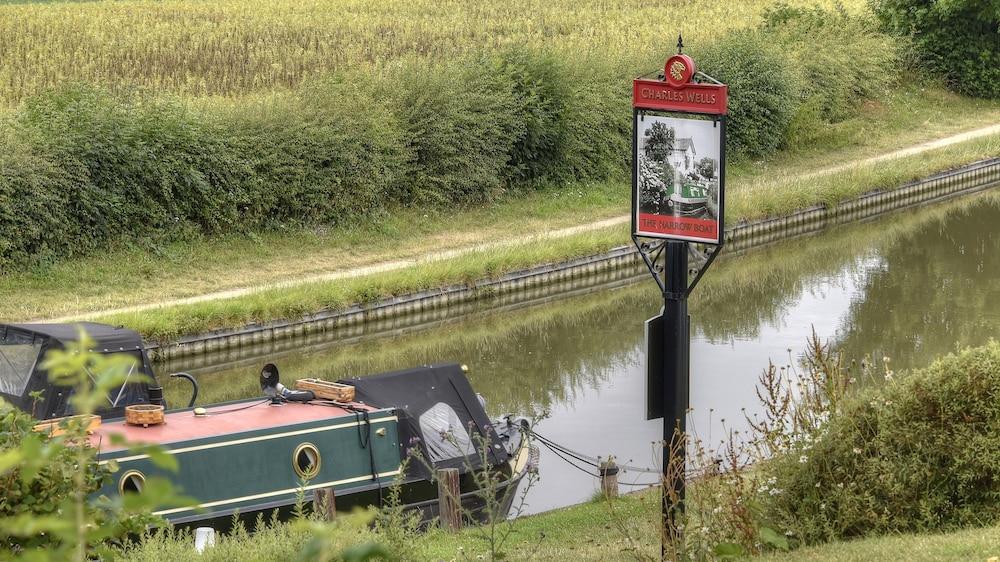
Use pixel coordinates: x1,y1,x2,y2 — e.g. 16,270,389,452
0,322,536,527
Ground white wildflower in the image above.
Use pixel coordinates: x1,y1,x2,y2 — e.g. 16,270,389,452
799,455,808,464
853,447,863,454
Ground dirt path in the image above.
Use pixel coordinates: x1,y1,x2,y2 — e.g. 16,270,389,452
47,122,1000,322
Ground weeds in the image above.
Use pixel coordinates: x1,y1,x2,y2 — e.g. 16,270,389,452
408,421,538,561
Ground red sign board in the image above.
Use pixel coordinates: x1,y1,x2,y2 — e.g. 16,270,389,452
632,54,727,245
633,54,728,115
633,81,728,115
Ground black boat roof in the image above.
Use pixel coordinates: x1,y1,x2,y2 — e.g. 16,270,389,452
1,322,145,351
1,322,155,419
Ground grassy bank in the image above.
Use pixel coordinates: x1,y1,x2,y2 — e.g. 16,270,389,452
0,0,907,270
114,489,1000,561
3,83,998,325
19,122,1000,341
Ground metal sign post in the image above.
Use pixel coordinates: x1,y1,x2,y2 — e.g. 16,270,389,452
631,37,728,558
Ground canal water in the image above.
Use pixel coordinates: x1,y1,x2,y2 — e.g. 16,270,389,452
158,190,1000,515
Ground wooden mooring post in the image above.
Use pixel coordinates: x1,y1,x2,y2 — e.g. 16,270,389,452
600,458,619,499
437,468,462,532
313,487,337,521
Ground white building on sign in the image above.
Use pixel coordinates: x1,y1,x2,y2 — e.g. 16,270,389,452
668,137,696,173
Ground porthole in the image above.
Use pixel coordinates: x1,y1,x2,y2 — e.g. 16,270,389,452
293,443,321,479
118,469,146,495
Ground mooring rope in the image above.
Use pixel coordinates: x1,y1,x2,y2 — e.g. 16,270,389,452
528,428,663,475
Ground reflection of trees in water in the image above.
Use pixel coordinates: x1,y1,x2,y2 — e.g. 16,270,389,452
692,233,882,342
834,194,1000,372
161,191,1000,415
162,285,662,415
692,192,1000,344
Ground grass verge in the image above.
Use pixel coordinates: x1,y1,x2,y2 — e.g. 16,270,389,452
113,486,1000,562
90,132,1000,341
2,84,998,336
756,526,1000,562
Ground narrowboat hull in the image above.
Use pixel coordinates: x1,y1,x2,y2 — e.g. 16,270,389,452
91,398,533,528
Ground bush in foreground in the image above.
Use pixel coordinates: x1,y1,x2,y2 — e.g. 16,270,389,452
759,340,1000,543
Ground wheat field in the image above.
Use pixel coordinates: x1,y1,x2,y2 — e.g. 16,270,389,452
0,0,863,104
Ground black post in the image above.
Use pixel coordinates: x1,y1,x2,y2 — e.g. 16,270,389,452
661,240,690,558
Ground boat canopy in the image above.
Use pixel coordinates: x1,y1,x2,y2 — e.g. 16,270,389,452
0,322,160,420
342,364,510,477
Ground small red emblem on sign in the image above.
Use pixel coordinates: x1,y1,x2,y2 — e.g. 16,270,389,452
664,54,695,87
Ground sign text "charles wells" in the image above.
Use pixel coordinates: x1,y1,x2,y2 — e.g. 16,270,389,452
639,87,717,105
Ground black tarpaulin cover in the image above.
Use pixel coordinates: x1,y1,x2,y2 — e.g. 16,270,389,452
341,364,508,477
0,322,157,419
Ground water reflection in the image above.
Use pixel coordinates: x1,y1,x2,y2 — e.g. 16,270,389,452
156,190,1000,513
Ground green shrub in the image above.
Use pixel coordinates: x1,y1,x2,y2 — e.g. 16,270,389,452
232,74,408,224
0,400,112,552
697,30,798,161
871,0,1000,98
554,57,632,183
497,47,573,185
762,4,901,125
379,55,524,205
760,341,1000,543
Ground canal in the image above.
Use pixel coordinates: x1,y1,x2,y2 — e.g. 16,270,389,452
158,189,1000,515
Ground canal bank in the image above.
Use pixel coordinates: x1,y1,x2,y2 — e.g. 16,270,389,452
146,156,1000,361
153,186,1000,515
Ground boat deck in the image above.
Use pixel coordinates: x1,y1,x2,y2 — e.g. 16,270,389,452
90,400,380,453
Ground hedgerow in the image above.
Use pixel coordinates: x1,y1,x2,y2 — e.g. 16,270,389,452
0,8,904,270
760,341,1000,543
871,0,1000,99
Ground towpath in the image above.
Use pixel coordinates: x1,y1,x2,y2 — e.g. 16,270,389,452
46,122,1000,322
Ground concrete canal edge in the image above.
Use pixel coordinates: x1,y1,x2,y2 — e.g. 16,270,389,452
149,158,1000,361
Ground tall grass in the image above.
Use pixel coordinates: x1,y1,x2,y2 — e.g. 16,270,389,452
0,0,864,104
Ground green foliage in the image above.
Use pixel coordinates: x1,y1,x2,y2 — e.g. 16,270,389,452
871,0,1000,98
0,7,908,269
762,3,902,144
380,55,523,205
0,401,111,551
697,30,798,160
760,341,1000,544
695,5,902,158
0,333,193,561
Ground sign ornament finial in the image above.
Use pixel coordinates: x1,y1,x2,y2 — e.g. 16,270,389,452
677,33,684,54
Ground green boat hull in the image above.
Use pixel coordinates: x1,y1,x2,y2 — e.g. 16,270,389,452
96,408,401,524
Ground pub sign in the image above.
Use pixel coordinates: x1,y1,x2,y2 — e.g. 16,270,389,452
632,54,728,245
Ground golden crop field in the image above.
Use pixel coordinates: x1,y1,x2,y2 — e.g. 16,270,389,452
0,0,864,104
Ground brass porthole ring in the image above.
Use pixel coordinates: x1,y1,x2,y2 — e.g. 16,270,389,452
118,469,146,495
292,442,321,479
